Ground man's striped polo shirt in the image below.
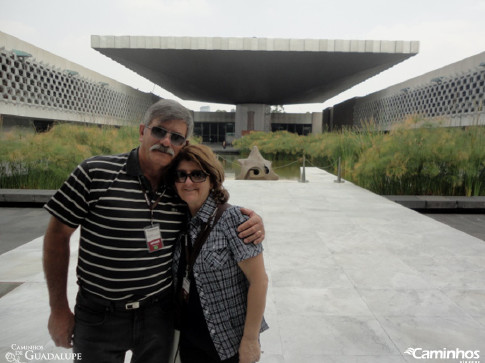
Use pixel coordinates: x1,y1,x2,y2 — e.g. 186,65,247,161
44,148,187,301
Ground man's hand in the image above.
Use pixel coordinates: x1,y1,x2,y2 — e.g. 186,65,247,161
238,208,265,244
43,216,76,348
48,308,75,348
238,336,261,363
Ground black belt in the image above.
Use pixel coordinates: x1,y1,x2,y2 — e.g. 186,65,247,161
79,290,166,311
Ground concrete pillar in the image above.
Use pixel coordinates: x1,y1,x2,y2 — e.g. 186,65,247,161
329,107,334,131
235,104,271,138
311,112,323,134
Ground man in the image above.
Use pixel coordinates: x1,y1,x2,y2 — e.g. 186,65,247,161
43,99,265,363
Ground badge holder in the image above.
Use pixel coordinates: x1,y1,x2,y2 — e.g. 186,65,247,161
144,224,163,253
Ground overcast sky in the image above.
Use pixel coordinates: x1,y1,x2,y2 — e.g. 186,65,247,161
1,0,485,112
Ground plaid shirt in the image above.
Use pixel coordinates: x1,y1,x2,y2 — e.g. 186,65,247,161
173,196,268,360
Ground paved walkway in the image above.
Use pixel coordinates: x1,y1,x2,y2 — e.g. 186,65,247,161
1,168,484,362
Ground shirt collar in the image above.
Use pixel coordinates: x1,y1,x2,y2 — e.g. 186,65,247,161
192,194,217,225
127,147,170,195
126,147,142,177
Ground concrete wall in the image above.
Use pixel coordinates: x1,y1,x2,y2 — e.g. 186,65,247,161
193,111,235,123
332,98,357,130
235,104,271,137
270,112,312,124
325,51,485,130
0,31,159,129
312,112,323,134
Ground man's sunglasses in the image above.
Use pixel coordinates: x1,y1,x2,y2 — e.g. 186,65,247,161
175,170,208,183
146,125,186,146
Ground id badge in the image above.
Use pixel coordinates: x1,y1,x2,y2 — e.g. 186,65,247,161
144,224,163,253
182,277,191,301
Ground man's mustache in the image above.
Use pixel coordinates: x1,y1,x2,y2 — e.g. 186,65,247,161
150,144,174,156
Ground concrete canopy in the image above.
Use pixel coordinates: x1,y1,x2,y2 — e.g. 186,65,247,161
91,36,419,105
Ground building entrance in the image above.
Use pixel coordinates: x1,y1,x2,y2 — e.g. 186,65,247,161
194,122,235,143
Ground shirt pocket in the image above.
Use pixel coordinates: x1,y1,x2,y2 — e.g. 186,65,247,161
200,247,230,270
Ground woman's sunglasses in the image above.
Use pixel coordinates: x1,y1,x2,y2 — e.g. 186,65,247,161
175,170,208,183
146,125,186,146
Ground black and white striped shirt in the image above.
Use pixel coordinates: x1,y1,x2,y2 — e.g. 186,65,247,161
45,148,186,301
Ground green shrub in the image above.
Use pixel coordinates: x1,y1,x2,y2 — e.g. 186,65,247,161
232,123,485,196
1,121,484,195
0,124,140,189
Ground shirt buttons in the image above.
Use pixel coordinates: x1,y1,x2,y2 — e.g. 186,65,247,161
211,329,216,334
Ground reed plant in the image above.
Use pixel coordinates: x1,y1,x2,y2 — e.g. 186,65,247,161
2,121,484,195
233,121,485,196
0,124,139,189
234,131,305,159
0,123,203,190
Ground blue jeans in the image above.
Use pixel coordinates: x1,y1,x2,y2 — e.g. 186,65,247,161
73,291,174,363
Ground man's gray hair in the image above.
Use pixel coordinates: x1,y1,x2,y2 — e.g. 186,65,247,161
142,99,194,138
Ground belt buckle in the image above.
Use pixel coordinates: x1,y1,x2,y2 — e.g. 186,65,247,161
125,301,140,310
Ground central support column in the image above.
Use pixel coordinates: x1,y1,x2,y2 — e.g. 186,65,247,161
311,112,323,134
235,104,271,138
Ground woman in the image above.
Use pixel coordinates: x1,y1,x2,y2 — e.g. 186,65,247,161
167,144,268,363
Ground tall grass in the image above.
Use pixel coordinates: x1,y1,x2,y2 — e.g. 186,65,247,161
233,122,485,196
0,123,203,190
0,124,140,189
2,122,484,195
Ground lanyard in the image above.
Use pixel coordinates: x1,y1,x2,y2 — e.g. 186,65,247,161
178,203,230,303
183,210,216,278
139,177,166,225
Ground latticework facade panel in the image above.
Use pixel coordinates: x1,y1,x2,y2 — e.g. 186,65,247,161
0,49,156,125
354,68,485,128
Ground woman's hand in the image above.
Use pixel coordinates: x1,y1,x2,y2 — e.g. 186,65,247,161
238,336,261,363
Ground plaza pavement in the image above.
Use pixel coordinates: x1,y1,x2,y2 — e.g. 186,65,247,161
1,167,485,363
